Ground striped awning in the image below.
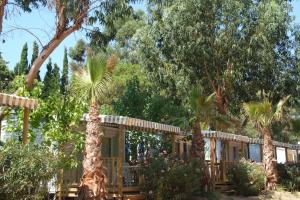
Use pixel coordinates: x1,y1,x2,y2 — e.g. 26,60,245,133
83,114,300,150
202,130,300,150
99,115,181,134
0,93,38,109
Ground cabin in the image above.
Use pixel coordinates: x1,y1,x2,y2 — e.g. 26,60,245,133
62,115,300,199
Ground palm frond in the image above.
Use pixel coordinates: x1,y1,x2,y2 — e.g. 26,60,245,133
87,54,107,83
273,95,291,121
71,54,117,104
243,101,273,127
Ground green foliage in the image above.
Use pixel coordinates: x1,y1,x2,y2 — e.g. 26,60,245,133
125,130,172,162
244,96,290,129
227,159,266,196
14,43,29,75
61,47,69,95
5,75,42,140
277,163,300,191
41,59,60,99
69,39,86,63
142,155,203,200
113,76,147,119
135,0,300,115
0,53,13,92
30,41,40,81
0,142,58,200
87,1,138,50
13,0,47,12
71,54,116,105
31,94,85,168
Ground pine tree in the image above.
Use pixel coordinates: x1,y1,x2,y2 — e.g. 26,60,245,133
30,41,40,81
60,48,69,95
14,43,29,75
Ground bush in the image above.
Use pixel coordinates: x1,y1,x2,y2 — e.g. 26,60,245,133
277,163,300,191
142,153,203,200
227,159,265,196
0,142,59,200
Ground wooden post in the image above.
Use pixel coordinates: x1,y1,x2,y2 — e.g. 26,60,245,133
221,140,226,182
58,168,64,200
285,147,288,163
210,137,216,186
117,126,125,196
172,133,176,157
241,142,245,158
260,144,263,162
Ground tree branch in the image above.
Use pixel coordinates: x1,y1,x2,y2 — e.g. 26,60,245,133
0,0,8,33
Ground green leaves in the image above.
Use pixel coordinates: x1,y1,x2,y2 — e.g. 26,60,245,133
0,142,58,200
72,54,117,104
243,96,291,128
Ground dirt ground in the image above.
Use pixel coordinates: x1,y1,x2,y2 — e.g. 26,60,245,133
219,191,300,200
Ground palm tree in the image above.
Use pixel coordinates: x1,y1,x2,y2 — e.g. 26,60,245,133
243,96,290,190
189,87,218,191
72,54,117,200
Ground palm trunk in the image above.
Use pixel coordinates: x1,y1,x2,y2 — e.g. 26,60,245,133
261,127,277,190
191,120,205,161
79,102,107,200
191,119,211,191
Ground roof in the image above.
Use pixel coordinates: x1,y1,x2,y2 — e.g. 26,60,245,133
0,93,38,109
83,115,300,150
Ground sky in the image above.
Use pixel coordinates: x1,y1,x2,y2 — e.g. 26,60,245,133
0,1,300,78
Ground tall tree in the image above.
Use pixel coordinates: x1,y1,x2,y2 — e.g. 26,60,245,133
136,0,299,117
41,60,61,98
72,54,117,199
243,96,290,190
52,63,61,93
61,48,69,95
0,52,13,91
30,41,40,81
14,43,29,75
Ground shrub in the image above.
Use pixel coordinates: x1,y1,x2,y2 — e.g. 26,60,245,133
0,142,59,200
227,159,265,196
142,153,203,200
277,163,300,191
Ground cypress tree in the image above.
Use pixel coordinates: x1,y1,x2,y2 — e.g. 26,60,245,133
60,48,69,95
53,63,61,94
14,43,29,75
30,41,40,81
41,59,54,99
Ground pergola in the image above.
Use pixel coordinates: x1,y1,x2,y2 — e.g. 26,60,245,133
0,93,38,143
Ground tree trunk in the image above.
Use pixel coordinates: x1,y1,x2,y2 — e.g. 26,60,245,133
191,120,205,161
191,119,211,191
22,108,30,144
0,0,7,33
0,118,2,141
261,127,277,190
79,102,107,200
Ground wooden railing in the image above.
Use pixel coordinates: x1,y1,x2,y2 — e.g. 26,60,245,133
63,158,242,196
206,161,239,183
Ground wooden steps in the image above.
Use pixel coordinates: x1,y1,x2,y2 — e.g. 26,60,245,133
214,182,234,193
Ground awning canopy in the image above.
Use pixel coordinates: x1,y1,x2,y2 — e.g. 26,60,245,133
202,131,300,150
100,115,181,134
0,93,38,110
83,115,300,150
